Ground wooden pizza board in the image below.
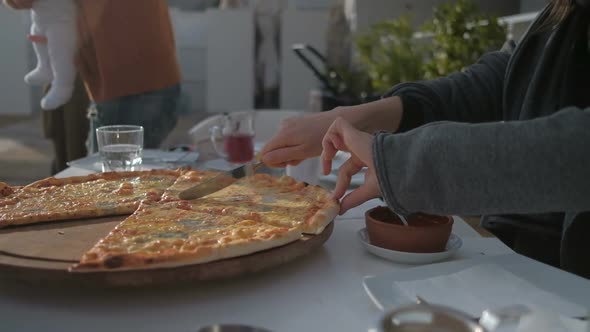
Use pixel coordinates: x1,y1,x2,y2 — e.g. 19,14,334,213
0,217,333,288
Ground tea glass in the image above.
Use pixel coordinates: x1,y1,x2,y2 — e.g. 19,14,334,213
210,112,255,165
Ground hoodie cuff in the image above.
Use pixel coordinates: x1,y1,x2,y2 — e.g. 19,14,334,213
372,131,410,216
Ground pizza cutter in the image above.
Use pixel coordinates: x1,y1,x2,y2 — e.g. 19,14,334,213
178,161,265,200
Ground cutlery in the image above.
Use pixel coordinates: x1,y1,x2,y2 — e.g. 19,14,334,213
197,324,272,332
178,161,264,200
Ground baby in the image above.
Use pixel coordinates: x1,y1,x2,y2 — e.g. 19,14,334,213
24,0,77,110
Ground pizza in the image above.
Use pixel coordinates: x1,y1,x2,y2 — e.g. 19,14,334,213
0,170,339,271
0,169,214,228
72,174,339,271
72,200,303,270
197,175,337,235
160,169,231,202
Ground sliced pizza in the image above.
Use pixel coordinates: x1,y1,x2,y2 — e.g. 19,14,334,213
71,200,302,271
71,174,339,271
0,169,183,228
159,169,226,202
195,174,340,234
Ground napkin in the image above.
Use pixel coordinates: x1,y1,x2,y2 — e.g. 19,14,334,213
517,309,589,332
394,263,588,318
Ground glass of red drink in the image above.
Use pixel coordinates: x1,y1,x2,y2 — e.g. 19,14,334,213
210,112,255,164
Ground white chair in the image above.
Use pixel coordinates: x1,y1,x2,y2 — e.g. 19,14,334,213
187,113,225,145
187,109,305,146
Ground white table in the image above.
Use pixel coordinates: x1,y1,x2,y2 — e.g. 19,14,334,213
0,166,584,332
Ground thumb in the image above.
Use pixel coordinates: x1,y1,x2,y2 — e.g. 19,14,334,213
339,183,377,215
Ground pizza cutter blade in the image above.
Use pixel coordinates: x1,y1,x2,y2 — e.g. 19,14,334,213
178,161,264,200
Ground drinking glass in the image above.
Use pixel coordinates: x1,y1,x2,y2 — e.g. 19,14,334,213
96,125,144,172
210,112,255,164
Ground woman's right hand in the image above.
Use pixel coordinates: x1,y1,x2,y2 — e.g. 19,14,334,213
260,96,404,168
260,109,343,167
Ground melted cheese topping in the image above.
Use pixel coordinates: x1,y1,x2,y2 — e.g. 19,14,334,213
160,170,224,201
79,174,335,266
0,174,178,222
80,201,298,263
198,174,332,230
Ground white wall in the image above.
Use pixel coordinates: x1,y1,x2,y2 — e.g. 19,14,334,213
206,9,255,113
0,7,32,116
280,9,330,110
170,8,208,114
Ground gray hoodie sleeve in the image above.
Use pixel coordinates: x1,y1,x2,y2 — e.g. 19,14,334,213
386,50,510,131
373,107,590,216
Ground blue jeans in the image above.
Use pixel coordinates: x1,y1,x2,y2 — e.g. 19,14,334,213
88,84,181,153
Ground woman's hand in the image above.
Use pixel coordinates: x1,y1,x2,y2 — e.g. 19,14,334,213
260,109,344,167
260,96,403,168
321,117,381,215
3,0,34,10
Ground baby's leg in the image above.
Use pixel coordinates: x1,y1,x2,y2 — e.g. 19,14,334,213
42,21,77,110
25,22,53,85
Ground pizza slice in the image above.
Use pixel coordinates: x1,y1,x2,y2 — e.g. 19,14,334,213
70,199,302,271
194,174,340,234
159,169,227,202
0,169,184,228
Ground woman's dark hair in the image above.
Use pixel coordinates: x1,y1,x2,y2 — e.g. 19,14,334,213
547,0,575,25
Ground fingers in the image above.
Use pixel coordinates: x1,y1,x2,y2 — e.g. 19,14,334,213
259,132,284,156
261,146,305,167
321,118,350,176
339,184,375,215
331,157,363,200
320,132,341,176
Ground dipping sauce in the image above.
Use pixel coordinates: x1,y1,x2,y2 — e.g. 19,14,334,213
369,207,448,227
365,206,453,253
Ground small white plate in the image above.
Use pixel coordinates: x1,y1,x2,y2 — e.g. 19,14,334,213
358,228,462,265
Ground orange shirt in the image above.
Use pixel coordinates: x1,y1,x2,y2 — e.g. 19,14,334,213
76,0,181,102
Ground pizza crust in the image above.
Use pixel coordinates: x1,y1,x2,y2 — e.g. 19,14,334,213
0,182,17,197
0,204,136,228
70,225,302,272
304,196,340,235
26,169,184,188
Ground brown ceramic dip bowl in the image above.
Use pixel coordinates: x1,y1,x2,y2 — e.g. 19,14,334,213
365,206,453,253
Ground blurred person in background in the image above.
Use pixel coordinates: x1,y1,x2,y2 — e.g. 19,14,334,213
5,0,182,170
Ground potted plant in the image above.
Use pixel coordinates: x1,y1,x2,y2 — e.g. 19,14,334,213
355,16,426,94
353,0,507,93
422,0,507,79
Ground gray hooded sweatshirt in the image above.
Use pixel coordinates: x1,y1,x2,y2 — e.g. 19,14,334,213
374,4,590,278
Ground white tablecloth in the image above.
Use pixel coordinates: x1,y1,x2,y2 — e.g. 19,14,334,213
0,165,585,332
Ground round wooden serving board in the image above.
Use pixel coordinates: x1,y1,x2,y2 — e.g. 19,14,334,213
0,217,333,287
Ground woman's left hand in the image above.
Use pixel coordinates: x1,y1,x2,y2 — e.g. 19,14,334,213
321,117,381,215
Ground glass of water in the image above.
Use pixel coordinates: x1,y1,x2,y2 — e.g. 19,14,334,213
96,125,144,172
